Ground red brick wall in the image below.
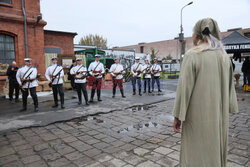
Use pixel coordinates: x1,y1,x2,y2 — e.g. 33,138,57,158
0,0,47,75
44,31,76,55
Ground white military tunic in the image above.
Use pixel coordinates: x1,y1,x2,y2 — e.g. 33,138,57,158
88,61,105,79
45,64,64,85
151,64,161,77
16,65,38,88
110,63,124,79
131,62,143,78
70,64,87,83
142,64,151,79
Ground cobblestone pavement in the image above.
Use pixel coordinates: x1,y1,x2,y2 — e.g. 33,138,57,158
0,92,249,167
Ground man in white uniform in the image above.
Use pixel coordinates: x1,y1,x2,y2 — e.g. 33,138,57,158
142,59,152,93
88,55,105,102
16,58,39,112
131,56,143,96
110,58,126,98
70,58,89,105
45,57,65,109
151,58,162,92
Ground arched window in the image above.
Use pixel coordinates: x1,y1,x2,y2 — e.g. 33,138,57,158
0,34,15,64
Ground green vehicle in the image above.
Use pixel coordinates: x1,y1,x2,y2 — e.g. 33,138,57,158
75,48,114,69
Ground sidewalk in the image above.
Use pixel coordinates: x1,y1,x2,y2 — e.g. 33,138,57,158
0,80,177,133
0,91,249,167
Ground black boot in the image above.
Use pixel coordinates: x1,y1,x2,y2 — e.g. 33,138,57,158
78,101,82,105
98,97,102,101
34,107,39,112
86,101,89,105
90,89,95,102
52,103,58,108
133,89,136,95
158,89,162,92
20,106,27,112
60,95,65,109
120,89,126,98
61,104,65,109
112,87,116,98
139,89,142,96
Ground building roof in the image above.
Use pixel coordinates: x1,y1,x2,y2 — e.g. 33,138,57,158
74,44,97,52
44,30,77,36
222,31,250,45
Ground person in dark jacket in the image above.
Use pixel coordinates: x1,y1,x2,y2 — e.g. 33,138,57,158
68,60,76,90
241,57,250,85
6,61,19,103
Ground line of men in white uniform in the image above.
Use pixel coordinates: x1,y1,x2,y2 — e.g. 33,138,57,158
16,55,162,112
131,56,162,96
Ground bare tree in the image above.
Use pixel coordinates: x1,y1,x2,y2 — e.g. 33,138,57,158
79,34,108,49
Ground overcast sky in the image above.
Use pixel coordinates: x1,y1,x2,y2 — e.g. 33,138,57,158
40,0,250,48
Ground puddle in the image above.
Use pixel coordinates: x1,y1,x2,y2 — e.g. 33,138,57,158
72,116,105,125
129,104,155,112
148,93,164,96
118,121,159,133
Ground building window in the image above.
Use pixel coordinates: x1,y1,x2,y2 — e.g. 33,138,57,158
140,46,144,53
0,34,15,64
45,47,62,54
0,0,12,4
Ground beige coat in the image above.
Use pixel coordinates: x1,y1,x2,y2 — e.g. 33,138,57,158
173,44,238,167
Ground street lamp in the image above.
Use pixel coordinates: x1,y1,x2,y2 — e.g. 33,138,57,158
179,1,193,63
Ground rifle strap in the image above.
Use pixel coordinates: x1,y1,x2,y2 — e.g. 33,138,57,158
76,65,83,73
135,63,140,71
93,62,100,71
51,65,58,76
22,66,32,79
113,64,118,73
153,64,157,71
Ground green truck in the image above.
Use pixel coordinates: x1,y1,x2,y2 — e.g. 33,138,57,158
74,48,114,70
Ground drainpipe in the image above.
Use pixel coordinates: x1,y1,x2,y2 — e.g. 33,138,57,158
21,0,28,58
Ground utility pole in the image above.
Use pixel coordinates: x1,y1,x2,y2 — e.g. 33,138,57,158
179,1,193,64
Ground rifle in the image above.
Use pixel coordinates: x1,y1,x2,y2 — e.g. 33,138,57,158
76,71,88,75
49,68,64,87
21,70,33,86
74,71,88,80
143,66,151,78
112,67,129,79
92,70,103,77
133,68,148,77
151,69,160,75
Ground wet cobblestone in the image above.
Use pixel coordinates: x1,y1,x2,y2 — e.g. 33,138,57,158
0,94,249,167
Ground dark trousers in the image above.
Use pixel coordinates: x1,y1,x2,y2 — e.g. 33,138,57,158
152,76,160,90
70,79,75,90
243,72,250,85
90,78,102,99
52,84,64,105
113,79,123,95
143,78,151,91
22,87,38,108
132,77,141,90
75,83,88,103
9,80,19,100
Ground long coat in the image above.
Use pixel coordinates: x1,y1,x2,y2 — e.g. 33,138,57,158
173,44,238,167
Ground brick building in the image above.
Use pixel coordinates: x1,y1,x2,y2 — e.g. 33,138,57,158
0,0,77,93
116,28,250,60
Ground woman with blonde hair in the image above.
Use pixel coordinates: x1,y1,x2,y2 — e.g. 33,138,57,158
173,18,238,167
